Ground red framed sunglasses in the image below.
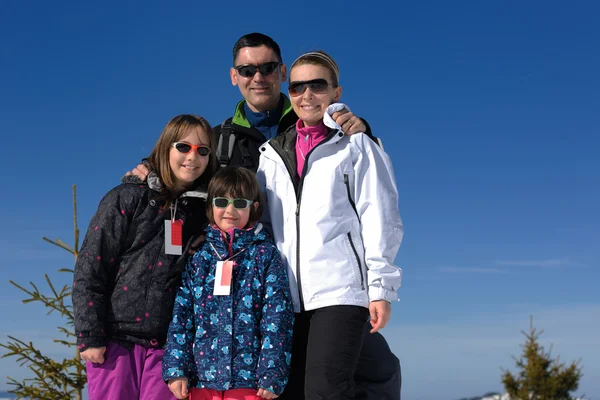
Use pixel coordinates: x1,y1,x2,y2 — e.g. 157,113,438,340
172,142,211,156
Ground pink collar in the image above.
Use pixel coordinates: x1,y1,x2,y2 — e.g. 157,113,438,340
296,119,328,141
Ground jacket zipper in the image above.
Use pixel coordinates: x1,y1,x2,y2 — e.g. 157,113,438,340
344,174,364,290
344,174,360,221
347,232,365,290
268,141,304,309
269,130,341,311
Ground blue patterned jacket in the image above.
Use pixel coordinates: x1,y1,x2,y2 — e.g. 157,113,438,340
162,223,294,395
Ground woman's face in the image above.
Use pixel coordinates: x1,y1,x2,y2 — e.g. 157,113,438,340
289,64,341,126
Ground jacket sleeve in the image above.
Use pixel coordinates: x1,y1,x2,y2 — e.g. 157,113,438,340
162,258,196,382
256,245,294,395
359,117,383,148
353,134,403,302
256,160,273,236
72,186,134,350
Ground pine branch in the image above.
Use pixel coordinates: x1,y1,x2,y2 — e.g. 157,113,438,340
73,185,80,256
42,237,75,255
1,185,84,400
58,268,74,273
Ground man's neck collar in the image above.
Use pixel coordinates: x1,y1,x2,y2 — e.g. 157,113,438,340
245,94,282,114
233,94,292,128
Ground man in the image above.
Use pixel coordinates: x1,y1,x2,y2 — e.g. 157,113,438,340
131,33,402,400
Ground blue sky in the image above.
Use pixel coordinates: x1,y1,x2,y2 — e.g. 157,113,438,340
1,1,598,399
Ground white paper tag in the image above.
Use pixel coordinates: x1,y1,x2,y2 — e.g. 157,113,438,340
164,220,182,255
213,260,233,296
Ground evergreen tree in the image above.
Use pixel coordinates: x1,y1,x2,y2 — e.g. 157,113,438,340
0,186,86,400
501,316,583,400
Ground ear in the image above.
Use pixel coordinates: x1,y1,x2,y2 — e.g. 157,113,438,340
280,63,287,82
230,68,238,86
334,85,342,102
253,201,259,211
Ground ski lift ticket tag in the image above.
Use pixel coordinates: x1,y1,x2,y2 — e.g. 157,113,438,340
214,260,233,296
164,220,183,255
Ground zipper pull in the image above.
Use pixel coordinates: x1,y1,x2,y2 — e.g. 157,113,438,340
296,204,300,216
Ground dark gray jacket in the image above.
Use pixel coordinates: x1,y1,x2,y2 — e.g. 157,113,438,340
73,177,207,350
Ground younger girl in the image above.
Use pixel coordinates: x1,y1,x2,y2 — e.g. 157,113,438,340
162,166,294,400
73,114,218,400
256,51,404,400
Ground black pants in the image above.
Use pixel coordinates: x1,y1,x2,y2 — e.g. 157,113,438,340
280,306,401,400
279,305,369,400
354,323,402,400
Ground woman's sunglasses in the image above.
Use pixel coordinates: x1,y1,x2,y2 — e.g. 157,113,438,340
288,79,333,97
212,197,254,209
172,142,211,156
234,62,280,78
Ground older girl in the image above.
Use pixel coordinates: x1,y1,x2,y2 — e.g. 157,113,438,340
73,114,217,400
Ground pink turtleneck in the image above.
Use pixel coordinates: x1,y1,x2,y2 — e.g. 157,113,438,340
295,119,328,177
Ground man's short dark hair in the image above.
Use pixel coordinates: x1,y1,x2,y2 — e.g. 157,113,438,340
232,32,282,65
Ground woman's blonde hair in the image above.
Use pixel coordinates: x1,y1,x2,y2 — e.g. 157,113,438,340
289,50,340,87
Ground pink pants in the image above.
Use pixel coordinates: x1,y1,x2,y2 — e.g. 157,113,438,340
85,341,176,400
190,388,261,400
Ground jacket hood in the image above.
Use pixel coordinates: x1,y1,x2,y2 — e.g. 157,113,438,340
122,172,208,200
323,102,351,131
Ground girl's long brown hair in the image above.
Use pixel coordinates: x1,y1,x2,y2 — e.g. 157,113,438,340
147,114,218,206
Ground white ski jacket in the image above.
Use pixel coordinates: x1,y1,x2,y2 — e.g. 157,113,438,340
257,103,403,313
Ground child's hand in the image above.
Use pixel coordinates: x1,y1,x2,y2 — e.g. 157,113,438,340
79,346,106,364
168,377,189,399
369,300,392,333
257,388,278,399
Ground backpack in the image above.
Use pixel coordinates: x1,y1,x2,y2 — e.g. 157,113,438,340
216,117,255,169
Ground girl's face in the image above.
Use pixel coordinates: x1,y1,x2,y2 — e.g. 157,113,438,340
212,192,257,231
289,64,341,126
169,127,211,192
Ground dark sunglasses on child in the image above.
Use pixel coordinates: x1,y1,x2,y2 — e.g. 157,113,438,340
212,197,254,209
172,142,211,156
234,62,280,78
288,78,334,97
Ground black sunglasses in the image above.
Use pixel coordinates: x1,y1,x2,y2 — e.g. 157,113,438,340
172,142,211,156
234,62,280,78
288,79,334,97
212,197,254,209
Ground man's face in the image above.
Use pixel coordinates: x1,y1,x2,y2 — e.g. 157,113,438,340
230,45,287,113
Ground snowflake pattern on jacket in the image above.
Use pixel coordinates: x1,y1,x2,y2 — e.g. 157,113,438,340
162,223,294,395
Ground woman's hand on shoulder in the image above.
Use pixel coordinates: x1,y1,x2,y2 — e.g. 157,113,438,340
257,388,278,399
79,346,106,364
369,300,392,333
168,377,189,399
